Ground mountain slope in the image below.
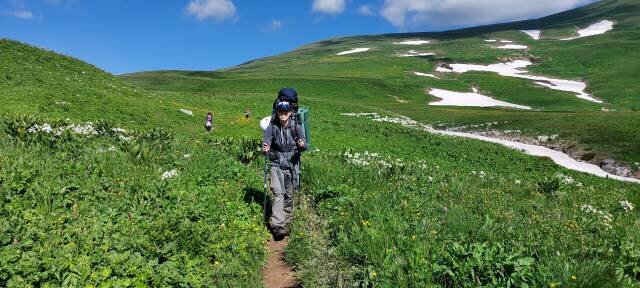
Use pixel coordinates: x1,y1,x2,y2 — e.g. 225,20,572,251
122,0,640,167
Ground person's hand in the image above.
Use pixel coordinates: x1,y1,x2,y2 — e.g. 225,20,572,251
296,138,305,148
262,143,270,153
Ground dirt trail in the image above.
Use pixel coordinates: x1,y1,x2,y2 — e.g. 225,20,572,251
263,237,299,288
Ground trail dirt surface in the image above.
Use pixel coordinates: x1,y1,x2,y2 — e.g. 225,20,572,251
263,237,299,288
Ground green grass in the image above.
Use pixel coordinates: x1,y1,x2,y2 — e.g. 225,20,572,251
2,0,640,286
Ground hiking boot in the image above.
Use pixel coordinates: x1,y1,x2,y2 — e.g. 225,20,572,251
272,226,287,241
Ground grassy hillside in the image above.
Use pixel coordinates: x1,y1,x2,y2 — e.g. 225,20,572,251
118,0,640,286
2,0,640,286
123,0,640,168
0,39,273,287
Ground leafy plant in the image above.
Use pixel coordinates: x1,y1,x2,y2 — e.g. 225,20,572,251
537,177,561,196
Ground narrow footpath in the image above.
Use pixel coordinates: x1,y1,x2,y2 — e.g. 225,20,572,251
263,237,299,288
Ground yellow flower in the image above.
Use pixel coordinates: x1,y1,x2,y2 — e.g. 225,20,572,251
361,220,371,226
219,223,226,229
214,261,220,265
571,275,577,281
370,271,378,278
549,282,557,288
412,235,417,240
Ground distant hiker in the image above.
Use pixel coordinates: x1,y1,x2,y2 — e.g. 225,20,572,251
205,111,213,132
263,88,306,240
244,108,252,119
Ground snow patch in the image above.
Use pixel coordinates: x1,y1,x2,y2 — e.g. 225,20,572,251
180,109,194,116
428,88,532,110
336,48,370,55
393,40,431,45
413,72,440,79
497,44,528,49
484,39,497,42
436,60,602,103
520,30,541,40
500,40,513,43
397,50,435,57
341,113,640,184
562,20,614,40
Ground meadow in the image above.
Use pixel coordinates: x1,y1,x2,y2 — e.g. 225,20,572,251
2,0,640,286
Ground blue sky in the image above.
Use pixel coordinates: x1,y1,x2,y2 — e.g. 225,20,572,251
1,0,597,74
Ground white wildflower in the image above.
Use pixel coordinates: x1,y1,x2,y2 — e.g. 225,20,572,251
183,154,191,159
118,134,134,142
112,127,127,133
70,123,98,135
98,146,117,153
161,169,178,180
620,200,635,212
556,173,575,184
180,109,194,116
581,204,614,229
515,180,522,185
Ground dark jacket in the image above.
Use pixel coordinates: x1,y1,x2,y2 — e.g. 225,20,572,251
263,117,307,169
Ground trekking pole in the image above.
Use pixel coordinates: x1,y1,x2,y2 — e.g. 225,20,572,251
262,153,269,224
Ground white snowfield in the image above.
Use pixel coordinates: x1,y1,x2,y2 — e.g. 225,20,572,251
428,88,532,110
336,47,370,55
497,44,528,49
484,39,497,42
562,20,614,40
394,40,431,45
413,72,440,79
500,40,513,43
341,113,640,184
520,30,541,40
436,60,602,103
397,50,436,57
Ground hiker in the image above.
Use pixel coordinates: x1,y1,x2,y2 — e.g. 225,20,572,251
262,89,306,240
205,111,213,132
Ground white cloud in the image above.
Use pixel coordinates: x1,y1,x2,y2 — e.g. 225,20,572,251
381,0,597,29
358,5,374,16
264,19,283,31
312,0,346,14
186,0,236,21
7,10,33,19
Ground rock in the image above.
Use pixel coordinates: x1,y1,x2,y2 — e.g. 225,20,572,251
600,159,632,177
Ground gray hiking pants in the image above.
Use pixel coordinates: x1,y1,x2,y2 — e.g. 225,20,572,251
269,164,299,230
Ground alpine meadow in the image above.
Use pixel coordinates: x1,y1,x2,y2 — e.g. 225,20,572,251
2,0,640,287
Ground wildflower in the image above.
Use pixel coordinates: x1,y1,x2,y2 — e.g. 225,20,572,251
361,220,371,226
411,235,416,241
620,199,635,212
183,154,191,159
370,271,378,278
118,134,134,142
515,180,522,184
161,169,178,180
219,223,226,230
549,282,557,288
571,275,577,281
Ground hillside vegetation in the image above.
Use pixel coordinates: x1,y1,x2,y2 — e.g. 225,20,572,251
1,0,640,286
